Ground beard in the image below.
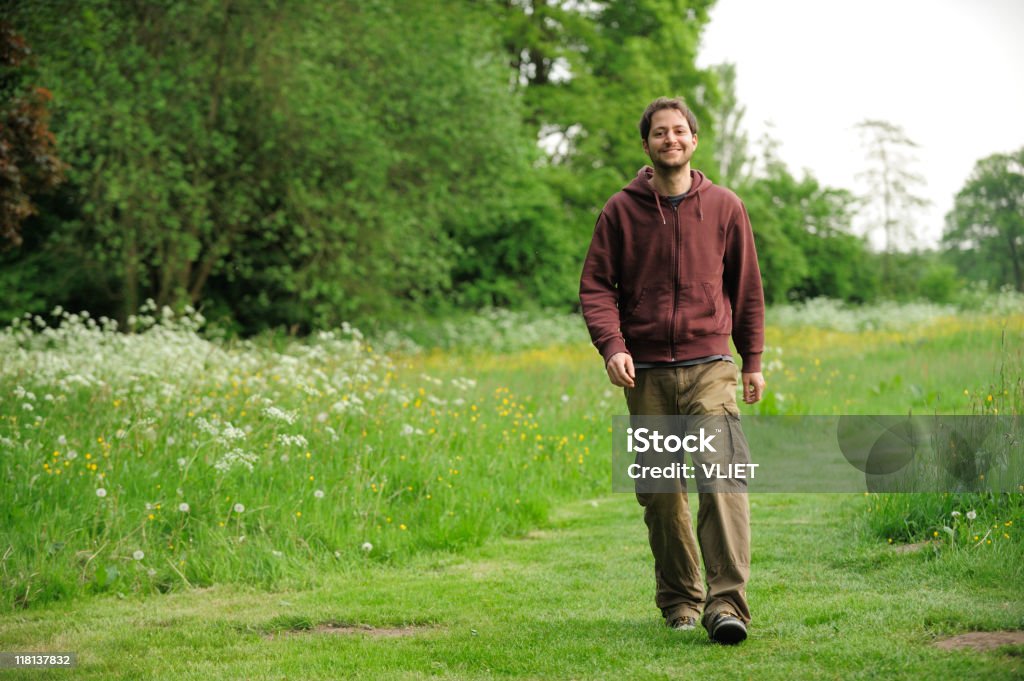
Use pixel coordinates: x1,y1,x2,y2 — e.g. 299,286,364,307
650,149,692,172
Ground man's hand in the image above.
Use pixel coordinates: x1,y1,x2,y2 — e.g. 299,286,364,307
606,352,635,388
742,371,766,404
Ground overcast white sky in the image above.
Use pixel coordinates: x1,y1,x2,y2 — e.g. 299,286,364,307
696,0,1024,248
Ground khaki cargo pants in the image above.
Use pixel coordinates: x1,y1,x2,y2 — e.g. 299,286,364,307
625,360,751,627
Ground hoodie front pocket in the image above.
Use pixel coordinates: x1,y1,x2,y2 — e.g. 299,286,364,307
623,287,647,319
679,281,724,338
621,285,669,340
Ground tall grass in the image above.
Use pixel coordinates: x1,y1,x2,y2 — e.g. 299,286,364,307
1,299,1021,610
0,305,609,609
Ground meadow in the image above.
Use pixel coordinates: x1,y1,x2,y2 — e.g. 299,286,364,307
0,298,1022,678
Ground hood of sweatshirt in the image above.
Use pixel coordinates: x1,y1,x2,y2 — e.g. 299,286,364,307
621,166,710,225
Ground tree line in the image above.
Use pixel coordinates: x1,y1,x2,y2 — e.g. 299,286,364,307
2,1,1020,333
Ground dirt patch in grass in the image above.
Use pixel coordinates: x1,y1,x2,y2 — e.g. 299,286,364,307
933,631,1024,652
264,619,435,640
891,541,936,554
309,622,427,637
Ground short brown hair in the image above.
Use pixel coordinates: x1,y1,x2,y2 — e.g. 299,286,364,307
639,97,699,140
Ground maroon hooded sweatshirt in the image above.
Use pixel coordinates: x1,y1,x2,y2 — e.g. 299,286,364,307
579,166,764,373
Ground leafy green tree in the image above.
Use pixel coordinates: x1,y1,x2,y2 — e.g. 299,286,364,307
944,148,1024,292
6,0,571,329
742,135,874,303
490,0,719,251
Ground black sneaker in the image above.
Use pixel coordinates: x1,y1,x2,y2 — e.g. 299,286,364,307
707,613,747,644
667,615,697,631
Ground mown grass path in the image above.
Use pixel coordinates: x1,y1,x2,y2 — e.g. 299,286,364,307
1,492,1020,680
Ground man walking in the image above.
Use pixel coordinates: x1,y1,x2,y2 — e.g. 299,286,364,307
579,97,765,644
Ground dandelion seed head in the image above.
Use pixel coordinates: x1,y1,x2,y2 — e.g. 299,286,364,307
314,489,324,499
132,550,145,561
361,542,373,552
234,503,245,513
966,510,977,520
178,502,190,513
96,487,107,498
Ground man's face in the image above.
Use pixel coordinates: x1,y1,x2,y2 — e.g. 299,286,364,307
643,108,698,171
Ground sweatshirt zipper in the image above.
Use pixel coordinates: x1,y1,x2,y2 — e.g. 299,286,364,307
669,201,680,361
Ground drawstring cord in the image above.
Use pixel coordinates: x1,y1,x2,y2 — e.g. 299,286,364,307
654,190,667,225
648,171,701,223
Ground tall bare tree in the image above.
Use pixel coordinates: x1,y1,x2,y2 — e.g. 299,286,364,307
855,119,929,279
709,62,750,188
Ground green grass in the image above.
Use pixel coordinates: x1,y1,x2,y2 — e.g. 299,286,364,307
0,493,1020,680
0,304,1022,678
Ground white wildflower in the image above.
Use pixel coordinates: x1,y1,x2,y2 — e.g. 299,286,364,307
213,448,259,473
66,450,78,461
96,487,107,498
221,424,246,441
361,542,373,553
132,550,145,561
276,434,309,448
966,510,977,521
314,489,324,499
263,406,297,424
57,435,67,446
177,458,187,468
178,502,190,513
272,550,283,558
234,503,245,513
195,417,220,436
951,511,961,518
166,436,176,446
451,377,477,391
